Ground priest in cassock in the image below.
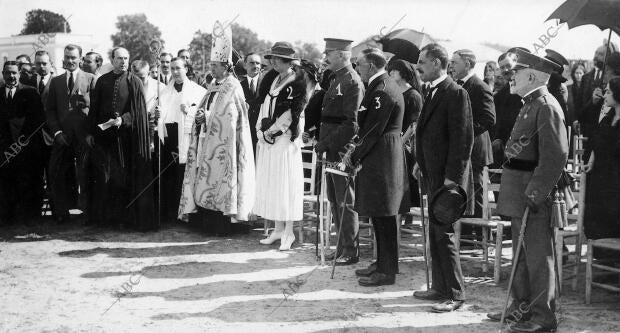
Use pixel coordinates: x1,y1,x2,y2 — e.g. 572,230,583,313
87,47,157,231
178,21,255,236
156,57,206,222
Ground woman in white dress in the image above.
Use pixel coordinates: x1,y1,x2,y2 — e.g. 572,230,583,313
254,42,316,250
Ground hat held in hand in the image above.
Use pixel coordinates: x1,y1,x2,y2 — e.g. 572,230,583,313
429,183,467,226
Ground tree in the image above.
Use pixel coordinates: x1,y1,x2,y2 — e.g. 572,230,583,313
20,9,71,35
294,41,322,64
187,23,271,74
110,14,164,64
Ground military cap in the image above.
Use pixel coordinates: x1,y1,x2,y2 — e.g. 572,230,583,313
323,38,354,53
545,49,569,67
507,47,562,75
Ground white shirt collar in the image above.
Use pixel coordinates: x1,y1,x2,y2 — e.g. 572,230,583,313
430,74,448,88
523,86,543,99
369,70,387,86
66,68,80,83
461,71,475,84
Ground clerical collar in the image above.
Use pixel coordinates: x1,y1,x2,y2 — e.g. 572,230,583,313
429,74,448,88
368,70,387,86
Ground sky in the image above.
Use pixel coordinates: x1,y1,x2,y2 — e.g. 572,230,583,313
0,0,617,61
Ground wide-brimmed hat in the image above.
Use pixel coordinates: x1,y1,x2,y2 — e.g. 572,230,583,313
264,42,297,60
429,183,467,226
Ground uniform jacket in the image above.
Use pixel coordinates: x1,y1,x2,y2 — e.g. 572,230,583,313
415,75,474,215
352,72,409,216
462,74,495,167
497,86,568,218
316,64,364,161
46,70,96,144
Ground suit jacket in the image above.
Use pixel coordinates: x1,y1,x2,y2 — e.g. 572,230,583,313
462,74,495,167
26,74,55,144
46,70,96,145
416,76,474,215
239,73,264,132
0,83,45,168
352,73,409,216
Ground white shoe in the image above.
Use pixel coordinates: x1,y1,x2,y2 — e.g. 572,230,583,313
279,234,295,251
259,232,282,245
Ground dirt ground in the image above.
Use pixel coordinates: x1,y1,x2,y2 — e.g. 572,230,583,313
1,218,620,333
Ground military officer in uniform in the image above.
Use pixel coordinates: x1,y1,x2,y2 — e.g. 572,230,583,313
487,48,568,333
345,48,409,286
315,38,364,265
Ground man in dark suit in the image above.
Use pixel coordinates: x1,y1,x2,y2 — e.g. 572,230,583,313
158,53,173,86
0,61,46,224
450,49,495,234
492,53,523,163
577,42,618,138
348,48,409,286
413,43,474,312
46,44,96,223
239,53,263,155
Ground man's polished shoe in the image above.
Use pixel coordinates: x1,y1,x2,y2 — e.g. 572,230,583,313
355,262,377,277
413,289,446,301
487,310,531,323
508,321,556,333
335,255,359,266
358,272,395,286
431,300,464,313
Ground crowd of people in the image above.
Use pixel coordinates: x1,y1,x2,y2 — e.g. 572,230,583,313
2,19,620,332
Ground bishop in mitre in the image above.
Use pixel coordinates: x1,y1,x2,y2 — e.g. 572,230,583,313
178,21,255,235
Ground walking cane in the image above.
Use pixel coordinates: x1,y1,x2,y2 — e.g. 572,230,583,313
327,167,354,279
315,152,322,260
318,157,327,265
499,206,531,332
418,179,430,290
149,39,162,227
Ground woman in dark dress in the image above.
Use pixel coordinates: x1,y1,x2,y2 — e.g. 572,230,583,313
387,59,423,207
583,77,620,242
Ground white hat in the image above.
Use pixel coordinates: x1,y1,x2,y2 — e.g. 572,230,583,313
210,20,233,63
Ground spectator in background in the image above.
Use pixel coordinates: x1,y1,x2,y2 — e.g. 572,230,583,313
303,68,331,144
82,51,103,80
545,49,570,124
583,76,620,251
484,61,498,91
491,53,522,167
387,59,423,207
577,41,619,138
239,53,264,154
16,54,34,86
568,62,586,132
158,52,173,85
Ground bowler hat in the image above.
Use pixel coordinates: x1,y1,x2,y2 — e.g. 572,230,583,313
264,42,297,60
429,183,467,226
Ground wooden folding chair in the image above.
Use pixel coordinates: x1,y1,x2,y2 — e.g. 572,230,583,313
554,172,585,293
586,238,620,304
455,167,512,284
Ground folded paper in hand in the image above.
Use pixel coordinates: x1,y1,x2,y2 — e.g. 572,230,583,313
98,118,117,131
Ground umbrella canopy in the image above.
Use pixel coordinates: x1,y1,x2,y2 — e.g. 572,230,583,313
352,29,434,64
547,0,620,34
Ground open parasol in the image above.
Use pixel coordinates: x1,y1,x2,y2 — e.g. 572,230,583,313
547,0,620,83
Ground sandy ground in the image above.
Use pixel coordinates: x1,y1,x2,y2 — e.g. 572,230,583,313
1,218,620,333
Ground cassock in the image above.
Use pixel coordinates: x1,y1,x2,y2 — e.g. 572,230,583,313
156,78,206,221
178,75,255,234
89,70,156,231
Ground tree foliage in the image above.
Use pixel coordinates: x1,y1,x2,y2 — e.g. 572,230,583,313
110,14,164,64
20,9,71,35
293,41,322,64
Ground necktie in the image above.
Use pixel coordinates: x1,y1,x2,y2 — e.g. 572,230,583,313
456,79,464,86
164,75,168,85
250,78,256,95
7,89,13,103
426,86,437,102
68,72,74,94
38,78,45,94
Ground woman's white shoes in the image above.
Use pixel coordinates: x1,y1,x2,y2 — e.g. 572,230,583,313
259,232,282,245
279,234,295,251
